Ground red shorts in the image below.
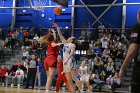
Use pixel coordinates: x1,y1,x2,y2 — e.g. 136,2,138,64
44,55,57,70
57,74,67,83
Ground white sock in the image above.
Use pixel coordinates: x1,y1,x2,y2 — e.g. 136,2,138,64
80,89,84,93
45,90,49,93
82,83,84,90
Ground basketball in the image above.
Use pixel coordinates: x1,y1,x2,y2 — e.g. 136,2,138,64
54,7,62,15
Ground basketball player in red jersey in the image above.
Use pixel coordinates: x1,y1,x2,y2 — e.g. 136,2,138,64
39,29,62,93
55,55,71,93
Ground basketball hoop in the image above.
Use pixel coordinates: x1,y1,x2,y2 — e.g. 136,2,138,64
33,0,47,12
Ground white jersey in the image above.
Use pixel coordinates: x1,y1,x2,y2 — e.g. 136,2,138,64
63,43,77,72
80,66,89,82
80,66,88,76
63,43,73,59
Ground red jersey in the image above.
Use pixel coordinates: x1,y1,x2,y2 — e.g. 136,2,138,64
9,31,13,37
0,68,6,76
23,31,29,37
47,40,60,56
57,60,63,76
44,40,60,70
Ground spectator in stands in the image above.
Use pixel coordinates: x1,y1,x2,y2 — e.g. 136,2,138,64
99,71,106,81
111,73,121,92
18,30,24,48
100,34,109,49
93,44,102,56
37,28,44,37
5,65,13,86
22,47,29,61
108,40,114,48
116,47,124,59
31,39,38,55
37,42,44,61
106,62,114,78
107,57,114,67
8,31,16,48
89,70,104,92
35,58,43,87
98,23,105,32
115,29,121,37
11,62,18,73
23,30,29,38
18,30,24,39
87,43,94,59
94,55,103,73
9,30,14,38
29,28,34,39
87,58,94,72
33,34,39,41
0,29,4,39
15,30,19,38
110,45,117,61
0,65,6,86
11,31,17,46
11,67,24,88
86,22,92,41
0,39,4,61
79,29,86,40
101,48,110,64
106,74,113,89
89,70,95,91
22,37,31,51
16,60,22,68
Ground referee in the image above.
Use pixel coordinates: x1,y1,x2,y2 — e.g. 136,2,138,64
119,9,140,93
24,54,37,89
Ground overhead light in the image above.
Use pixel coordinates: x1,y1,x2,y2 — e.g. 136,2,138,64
65,26,68,29
23,9,26,13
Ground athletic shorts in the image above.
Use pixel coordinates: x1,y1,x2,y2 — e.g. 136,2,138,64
63,57,77,73
80,76,89,82
44,55,57,70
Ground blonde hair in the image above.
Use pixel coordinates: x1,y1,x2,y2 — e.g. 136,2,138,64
39,34,54,44
39,35,48,44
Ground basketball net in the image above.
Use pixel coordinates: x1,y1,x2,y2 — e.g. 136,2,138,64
33,0,47,12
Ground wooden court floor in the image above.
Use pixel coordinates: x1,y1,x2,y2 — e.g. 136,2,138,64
0,86,109,93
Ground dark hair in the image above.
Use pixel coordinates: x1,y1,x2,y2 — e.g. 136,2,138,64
47,34,54,41
72,37,80,46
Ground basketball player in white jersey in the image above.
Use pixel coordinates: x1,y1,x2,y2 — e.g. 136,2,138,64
53,23,83,93
79,61,92,93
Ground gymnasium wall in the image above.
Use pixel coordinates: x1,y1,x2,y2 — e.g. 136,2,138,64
126,0,140,28
15,0,72,29
74,0,123,38
75,0,122,28
0,0,12,28
0,0,139,29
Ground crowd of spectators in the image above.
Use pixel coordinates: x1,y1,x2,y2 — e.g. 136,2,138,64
0,28,45,88
77,22,131,92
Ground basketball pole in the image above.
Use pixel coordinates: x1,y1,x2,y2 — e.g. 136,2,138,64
71,0,75,36
0,3,140,9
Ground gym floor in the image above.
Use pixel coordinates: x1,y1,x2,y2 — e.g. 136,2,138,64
0,87,110,93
